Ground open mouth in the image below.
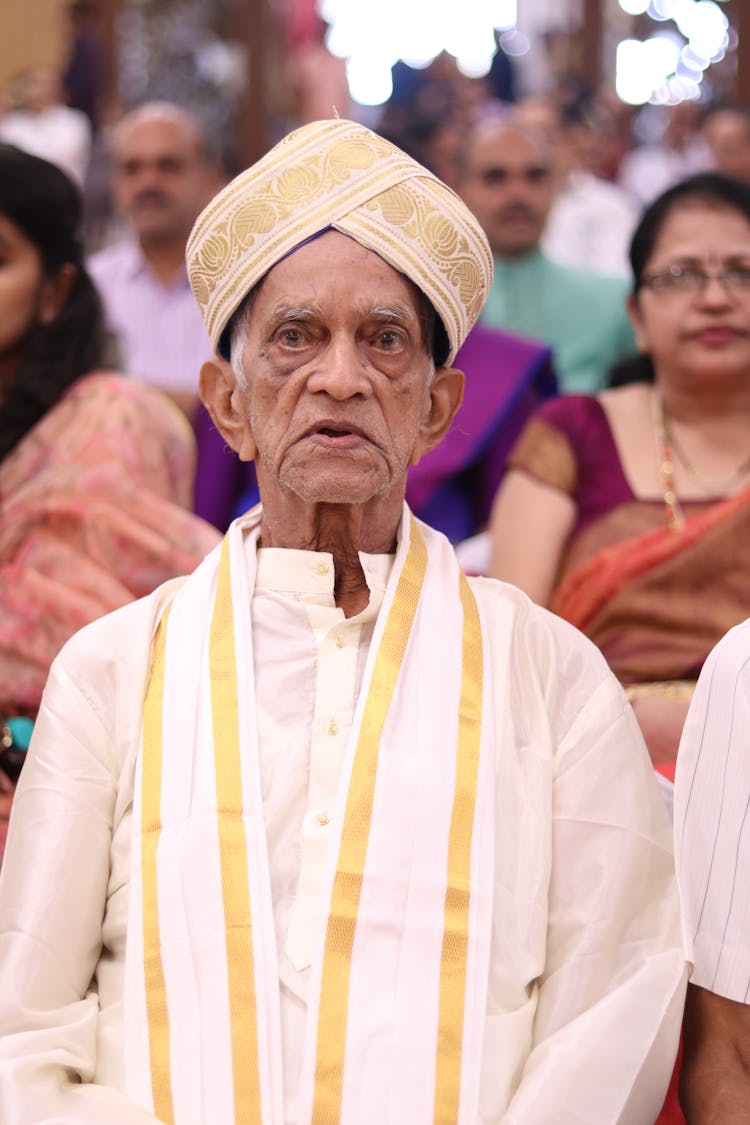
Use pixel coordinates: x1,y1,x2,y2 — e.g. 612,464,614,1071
305,423,369,449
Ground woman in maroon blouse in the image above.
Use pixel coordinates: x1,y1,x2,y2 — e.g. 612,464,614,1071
489,172,750,769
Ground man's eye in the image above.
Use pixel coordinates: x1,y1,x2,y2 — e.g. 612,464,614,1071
482,170,506,187
278,327,307,347
374,329,402,350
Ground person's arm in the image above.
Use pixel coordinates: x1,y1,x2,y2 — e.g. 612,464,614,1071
0,769,14,862
0,655,160,1123
503,668,687,1123
628,692,692,767
674,621,750,1122
681,983,750,1121
488,467,576,605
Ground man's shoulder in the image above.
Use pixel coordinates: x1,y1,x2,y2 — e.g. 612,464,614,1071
700,617,750,687
88,238,140,284
52,576,188,712
542,254,629,300
468,573,623,742
469,574,607,657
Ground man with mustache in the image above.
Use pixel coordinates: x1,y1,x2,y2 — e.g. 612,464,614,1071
89,102,221,418
0,120,685,1123
458,116,635,392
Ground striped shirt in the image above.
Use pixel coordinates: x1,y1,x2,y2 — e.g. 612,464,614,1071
88,239,212,395
675,616,750,1001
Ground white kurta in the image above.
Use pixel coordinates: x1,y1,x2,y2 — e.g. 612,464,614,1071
675,616,750,1002
0,521,685,1123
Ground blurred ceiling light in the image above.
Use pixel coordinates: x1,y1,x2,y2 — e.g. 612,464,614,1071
320,0,517,105
346,55,394,106
616,0,729,106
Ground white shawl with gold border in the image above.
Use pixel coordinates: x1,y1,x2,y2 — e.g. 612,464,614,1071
124,505,494,1124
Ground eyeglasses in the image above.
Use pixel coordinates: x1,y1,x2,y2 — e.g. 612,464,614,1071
640,263,750,297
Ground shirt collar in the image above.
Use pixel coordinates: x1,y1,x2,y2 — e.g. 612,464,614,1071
121,238,191,289
255,547,394,602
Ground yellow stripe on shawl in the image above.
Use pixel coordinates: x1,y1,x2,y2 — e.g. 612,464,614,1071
311,516,429,1123
433,572,484,1123
142,605,175,1125
210,536,262,1122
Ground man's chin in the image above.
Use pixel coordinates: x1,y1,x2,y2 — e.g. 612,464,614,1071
280,467,390,506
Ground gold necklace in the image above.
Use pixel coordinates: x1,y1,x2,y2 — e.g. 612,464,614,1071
665,418,750,492
652,389,684,533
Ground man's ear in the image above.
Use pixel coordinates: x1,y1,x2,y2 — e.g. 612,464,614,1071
199,357,257,461
410,365,465,466
38,263,76,325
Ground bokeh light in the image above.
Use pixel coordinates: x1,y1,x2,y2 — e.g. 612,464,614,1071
615,0,729,105
321,0,518,105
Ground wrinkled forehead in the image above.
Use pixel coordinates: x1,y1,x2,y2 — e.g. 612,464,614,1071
229,229,438,361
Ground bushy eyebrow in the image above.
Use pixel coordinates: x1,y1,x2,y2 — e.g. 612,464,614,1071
268,306,316,323
368,304,419,324
266,303,418,325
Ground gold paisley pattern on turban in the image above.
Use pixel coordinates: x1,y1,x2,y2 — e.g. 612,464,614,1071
186,119,493,364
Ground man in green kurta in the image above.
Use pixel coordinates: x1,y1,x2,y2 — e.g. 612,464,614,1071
458,117,636,393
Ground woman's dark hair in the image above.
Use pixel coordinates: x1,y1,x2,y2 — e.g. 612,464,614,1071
0,143,106,460
610,171,750,387
629,170,750,292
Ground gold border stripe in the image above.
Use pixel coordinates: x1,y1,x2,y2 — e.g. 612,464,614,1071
210,537,262,1122
311,518,428,1122
434,572,484,1123
142,605,175,1124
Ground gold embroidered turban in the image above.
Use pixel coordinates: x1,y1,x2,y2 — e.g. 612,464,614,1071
186,118,493,365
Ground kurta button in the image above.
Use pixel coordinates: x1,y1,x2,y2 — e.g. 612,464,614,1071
335,634,345,648
317,812,330,826
328,719,338,736
315,562,329,576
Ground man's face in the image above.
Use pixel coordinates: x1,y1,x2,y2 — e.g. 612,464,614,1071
113,117,214,245
459,124,554,259
703,111,750,185
229,231,443,509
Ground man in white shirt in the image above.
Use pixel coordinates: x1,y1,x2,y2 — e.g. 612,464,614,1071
541,99,639,278
89,102,221,417
618,101,710,207
675,617,750,1121
0,118,685,1124
0,68,91,185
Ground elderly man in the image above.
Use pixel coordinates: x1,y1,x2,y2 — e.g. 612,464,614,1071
89,102,220,416
0,120,684,1123
457,116,636,393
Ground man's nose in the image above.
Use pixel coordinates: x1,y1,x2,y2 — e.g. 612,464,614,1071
127,164,163,192
306,336,373,398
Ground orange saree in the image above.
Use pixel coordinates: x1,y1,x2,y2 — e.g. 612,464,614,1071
551,481,750,684
508,395,750,687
